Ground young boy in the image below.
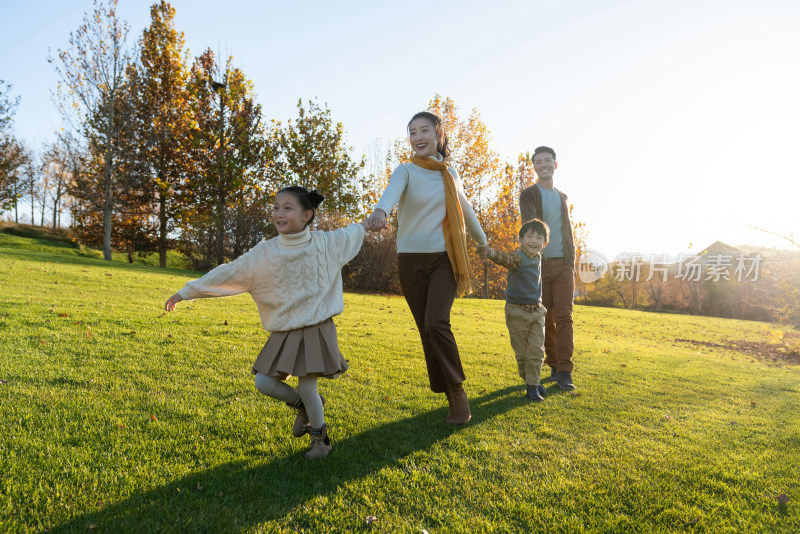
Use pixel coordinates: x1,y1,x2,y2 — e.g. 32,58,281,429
480,219,549,401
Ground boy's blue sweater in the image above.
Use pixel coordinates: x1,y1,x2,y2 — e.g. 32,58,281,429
506,250,542,305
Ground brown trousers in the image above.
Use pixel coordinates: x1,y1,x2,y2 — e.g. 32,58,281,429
541,260,575,373
398,252,465,393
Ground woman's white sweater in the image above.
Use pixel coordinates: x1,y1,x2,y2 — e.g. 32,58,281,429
177,223,366,332
375,157,487,253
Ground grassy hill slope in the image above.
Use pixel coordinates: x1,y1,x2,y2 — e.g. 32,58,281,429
1,232,798,533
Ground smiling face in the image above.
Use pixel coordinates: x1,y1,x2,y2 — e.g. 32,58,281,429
272,192,313,234
408,117,441,158
520,228,547,256
532,152,557,182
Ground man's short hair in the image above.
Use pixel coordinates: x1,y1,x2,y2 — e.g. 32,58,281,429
520,218,549,241
532,146,556,161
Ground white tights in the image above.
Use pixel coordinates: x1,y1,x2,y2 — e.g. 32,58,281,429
253,372,325,428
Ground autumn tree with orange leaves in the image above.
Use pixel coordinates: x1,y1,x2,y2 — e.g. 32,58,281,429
129,0,192,267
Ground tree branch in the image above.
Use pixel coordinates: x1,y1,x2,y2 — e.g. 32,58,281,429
749,225,800,250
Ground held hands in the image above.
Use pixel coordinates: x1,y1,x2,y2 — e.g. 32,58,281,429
364,209,387,231
165,292,184,312
477,245,489,260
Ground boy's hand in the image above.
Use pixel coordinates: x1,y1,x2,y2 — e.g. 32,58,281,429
477,246,489,260
165,293,184,312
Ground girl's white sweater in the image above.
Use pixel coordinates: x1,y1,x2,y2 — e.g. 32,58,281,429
177,223,366,332
375,157,487,253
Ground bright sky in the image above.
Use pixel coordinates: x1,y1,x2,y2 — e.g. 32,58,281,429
2,0,799,259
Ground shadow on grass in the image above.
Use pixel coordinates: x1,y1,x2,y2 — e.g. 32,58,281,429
51,386,524,533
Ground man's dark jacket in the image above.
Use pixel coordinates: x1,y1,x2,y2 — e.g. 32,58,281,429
519,184,575,267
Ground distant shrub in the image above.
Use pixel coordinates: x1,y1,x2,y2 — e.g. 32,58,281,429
312,212,401,295
0,223,80,248
344,227,401,294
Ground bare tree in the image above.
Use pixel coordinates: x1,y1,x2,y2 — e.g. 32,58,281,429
750,225,800,250
34,161,51,227
49,0,133,259
25,158,37,224
41,135,78,229
11,144,33,223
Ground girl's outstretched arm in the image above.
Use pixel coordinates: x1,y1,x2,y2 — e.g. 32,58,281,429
165,292,184,312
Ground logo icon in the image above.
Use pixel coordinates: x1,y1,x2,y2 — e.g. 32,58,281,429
577,248,609,284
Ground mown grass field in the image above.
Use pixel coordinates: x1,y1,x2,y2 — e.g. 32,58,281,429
1,231,798,533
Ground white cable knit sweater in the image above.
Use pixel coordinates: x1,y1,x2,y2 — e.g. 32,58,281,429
375,156,487,253
177,223,366,333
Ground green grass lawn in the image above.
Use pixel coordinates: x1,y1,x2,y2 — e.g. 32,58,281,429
1,232,798,533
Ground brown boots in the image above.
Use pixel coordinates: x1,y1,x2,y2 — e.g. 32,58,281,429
305,424,332,459
289,399,309,437
444,391,454,421
445,383,471,425
288,395,331,459
288,394,325,438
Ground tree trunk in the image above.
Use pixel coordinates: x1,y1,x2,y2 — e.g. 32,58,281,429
216,192,225,265
30,176,34,225
102,95,115,261
215,93,226,265
52,182,60,230
13,179,18,223
158,187,167,267
483,263,489,299
103,163,113,260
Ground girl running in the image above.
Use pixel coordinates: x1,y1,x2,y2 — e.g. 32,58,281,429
165,187,366,458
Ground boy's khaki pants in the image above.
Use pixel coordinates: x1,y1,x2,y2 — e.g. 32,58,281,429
505,302,547,386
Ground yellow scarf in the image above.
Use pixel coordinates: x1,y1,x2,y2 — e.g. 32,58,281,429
411,156,473,295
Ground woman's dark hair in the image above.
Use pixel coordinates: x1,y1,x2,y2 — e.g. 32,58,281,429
276,186,325,228
407,111,450,160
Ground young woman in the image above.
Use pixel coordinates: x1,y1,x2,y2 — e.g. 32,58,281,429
165,187,366,458
365,112,487,425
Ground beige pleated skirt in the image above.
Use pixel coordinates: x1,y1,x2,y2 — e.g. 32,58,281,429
251,318,349,379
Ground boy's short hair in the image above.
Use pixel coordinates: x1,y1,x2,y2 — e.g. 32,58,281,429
519,218,549,241
532,146,556,161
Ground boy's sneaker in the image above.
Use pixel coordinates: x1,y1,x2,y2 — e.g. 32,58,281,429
526,384,544,402
537,384,547,398
556,372,576,391
542,366,558,382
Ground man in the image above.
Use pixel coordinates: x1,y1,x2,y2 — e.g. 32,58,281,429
519,146,576,391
